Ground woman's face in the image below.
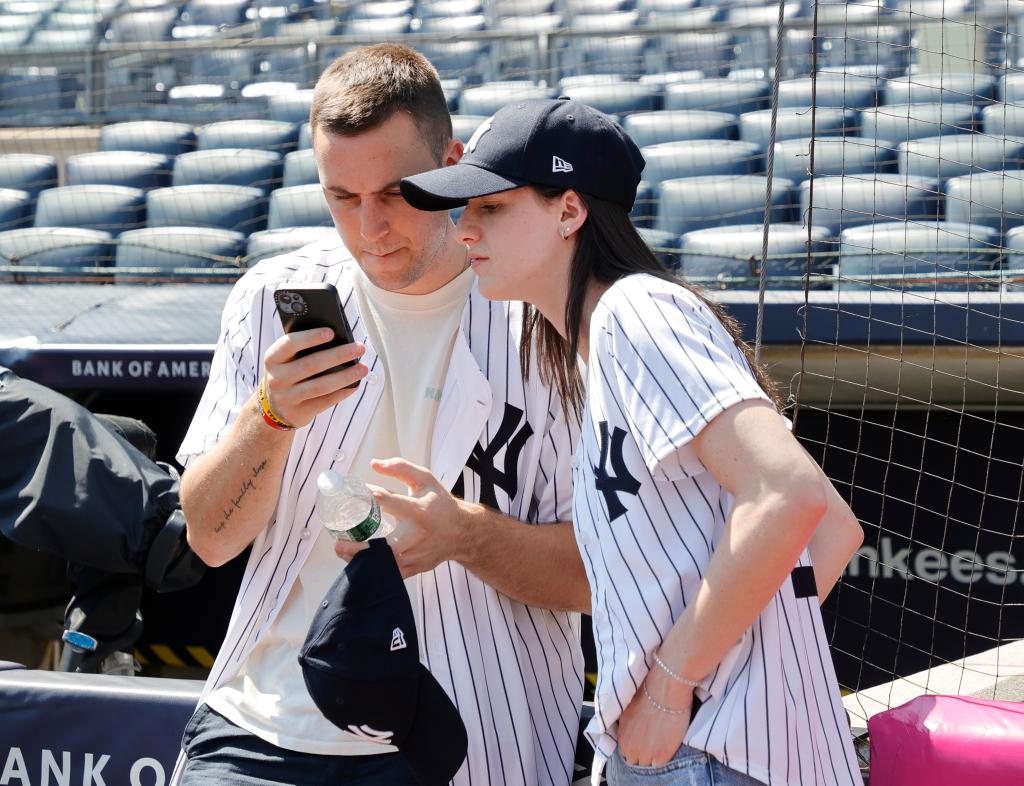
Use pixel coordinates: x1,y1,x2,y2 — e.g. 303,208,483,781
456,187,573,307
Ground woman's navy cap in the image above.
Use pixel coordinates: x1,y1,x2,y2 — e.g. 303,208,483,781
401,97,646,211
299,539,468,786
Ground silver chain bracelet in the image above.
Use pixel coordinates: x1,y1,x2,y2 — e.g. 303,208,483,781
642,683,690,715
653,652,701,688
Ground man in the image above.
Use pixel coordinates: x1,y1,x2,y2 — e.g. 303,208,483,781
171,44,589,786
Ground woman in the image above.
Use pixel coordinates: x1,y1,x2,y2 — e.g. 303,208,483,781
401,98,864,786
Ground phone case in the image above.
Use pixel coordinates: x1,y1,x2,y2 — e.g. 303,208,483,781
274,283,358,384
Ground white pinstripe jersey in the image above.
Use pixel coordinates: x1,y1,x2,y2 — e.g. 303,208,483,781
574,274,860,786
172,237,583,786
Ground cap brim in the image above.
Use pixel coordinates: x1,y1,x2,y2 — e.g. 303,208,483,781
401,163,526,211
399,665,469,786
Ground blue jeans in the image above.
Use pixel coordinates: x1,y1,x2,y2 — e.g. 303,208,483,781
180,704,418,786
606,742,765,786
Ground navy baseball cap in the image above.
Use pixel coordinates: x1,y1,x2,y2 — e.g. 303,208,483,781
299,539,468,786
401,97,646,211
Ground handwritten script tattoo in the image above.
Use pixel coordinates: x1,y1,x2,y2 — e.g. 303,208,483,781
213,459,270,533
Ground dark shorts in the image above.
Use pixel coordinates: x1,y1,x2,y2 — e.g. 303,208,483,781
180,704,418,786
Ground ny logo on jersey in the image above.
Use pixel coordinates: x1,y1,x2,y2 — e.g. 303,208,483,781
593,421,640,521
452,403,533,507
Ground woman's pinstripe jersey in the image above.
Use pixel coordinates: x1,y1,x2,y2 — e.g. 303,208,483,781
573,274,860,786
172,237,584,786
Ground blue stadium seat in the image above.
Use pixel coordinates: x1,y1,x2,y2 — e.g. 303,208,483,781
171,23,220,40
495,15,563,79
100,121,196,156
348,0,414,19
655,175,796,235
451,115,488,143
418,42,491,81
65,152,173,190
981,103,1024,138
27,28,97,51
630,181,656,228
557,82,659,115
664,78,769,115
623,110,738,146
282,150,318,188
860,103,979,144
342,16,410,35
884,73,997,106
420,0,481,18
267,184,331,229
189,49,257,83
638,71,703,90
739,107,858,147
564,11,646,79
146,184,267,233
239,82,300,115
898,135,1024,179
246,225,338,263
636,227,681,269
1003,225,1024,283
34,185,146,235
0,228,114,277
567,0,630,14
107,8,178,42
197,119,298,153
494,0,554,13
180,0,249,26
419,15,486,33
678,224,833,287
641,140,761,182
839,221,1000,291
558,74,627,89
772,137,898,182
727,5,789,76
0,68,78,120
657,31,732,77
785,26,909,80
459,84,555,116
777,75,878,109
267,90,313,124
298,122,312,150
0,31,30,52
173,149,282,192
165,84,236,124
0,154,58,199
944,171,1024,236
274,18,337,37
0,188,31,230
1000,73,1024,104
115,226,246,272
800,174,942,234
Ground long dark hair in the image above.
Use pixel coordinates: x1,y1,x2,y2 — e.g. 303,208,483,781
520,187,782,421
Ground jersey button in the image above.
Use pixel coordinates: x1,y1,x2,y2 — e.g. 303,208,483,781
367,372,379,384
333,450,346,461
300,528,312,540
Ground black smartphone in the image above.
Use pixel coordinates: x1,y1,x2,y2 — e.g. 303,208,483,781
273,283,359,387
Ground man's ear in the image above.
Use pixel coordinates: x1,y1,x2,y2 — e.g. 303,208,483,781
445,138,464,167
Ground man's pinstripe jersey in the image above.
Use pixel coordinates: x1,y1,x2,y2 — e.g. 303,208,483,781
171,237,583,786
573,274,860,786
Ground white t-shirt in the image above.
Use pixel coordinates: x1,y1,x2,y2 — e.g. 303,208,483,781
206,265,475,755
574,274,861,786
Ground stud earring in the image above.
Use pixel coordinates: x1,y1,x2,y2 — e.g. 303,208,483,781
561,226,570,239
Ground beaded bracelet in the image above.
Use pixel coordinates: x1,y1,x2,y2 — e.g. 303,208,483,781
653,652,702,688
642,683,690,715
257,378,295,431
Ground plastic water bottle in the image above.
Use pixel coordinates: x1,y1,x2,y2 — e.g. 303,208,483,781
316,470,383,542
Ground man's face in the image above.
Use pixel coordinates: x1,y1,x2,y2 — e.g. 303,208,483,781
313,112,458,294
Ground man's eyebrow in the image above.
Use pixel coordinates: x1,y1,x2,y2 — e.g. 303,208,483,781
322,181,403,197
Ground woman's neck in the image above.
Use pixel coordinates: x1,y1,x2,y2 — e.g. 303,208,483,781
532,277,610,365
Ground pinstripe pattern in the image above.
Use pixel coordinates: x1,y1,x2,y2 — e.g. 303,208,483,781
574,275,860,786
172,237,583,786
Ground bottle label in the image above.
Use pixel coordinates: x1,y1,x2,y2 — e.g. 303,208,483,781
330,496,382,542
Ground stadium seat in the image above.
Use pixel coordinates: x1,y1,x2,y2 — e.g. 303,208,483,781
146,184,267,233
657,31,732,77
418,42,491,82
636,227,681,269
107,8,178,43
100,121,196,156
246,225,337,263
239,82,299,115
115,226,246,273
567,0,630,14
267,184,331,229
0,31,30,52
655,175,796,235
165,84,236,124
34,185,146,235
27,28,97,51
0,189,32,230
785,25,908,80
557,82,659,115
298,122,312,150
664,78,769,116
0,68,78,120
898,135,1024,179
172,149,282,192
999,73,1024,104
564,11,646,79
981,104,1024,138
275,18,337,37
839,221,1000,291
197,120,298,153
494,0,553,14
641,140,761,182
267,90,313,124
171,23,220,40
348,0,414,19
0,154,58,199
419,15,486,33
884,73,997,106
944,171,1024,236
0,228,114,277
800,175,942,234
558,74,627,89
630,181,656,228
777,75,878,110
678,224,834,287
860,103,979,145
65,152,173,190
727,5,790,76
1004,224,1024,282
739,107,859,147
282,150,318,188
623,111,738,146
189,49,257,84
451,115,488,143
459,84,555,116
342,16,411,36
179,0,249,26
420,0,481,18
772,137,898,182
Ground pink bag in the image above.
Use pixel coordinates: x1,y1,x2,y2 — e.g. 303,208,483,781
868,695,1024,786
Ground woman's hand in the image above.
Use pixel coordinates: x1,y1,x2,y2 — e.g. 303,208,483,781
616,666,694,767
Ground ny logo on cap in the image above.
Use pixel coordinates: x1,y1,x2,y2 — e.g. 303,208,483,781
390,627,407,651
347,724,394,745
552,156,574,173
466,117,493,154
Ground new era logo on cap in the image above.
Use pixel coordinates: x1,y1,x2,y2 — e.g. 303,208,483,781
390,627,407,651
552,155,573,173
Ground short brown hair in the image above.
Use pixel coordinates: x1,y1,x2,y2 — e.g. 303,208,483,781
310,44,453,161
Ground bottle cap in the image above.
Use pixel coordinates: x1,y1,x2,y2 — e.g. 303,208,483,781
317,469,344,496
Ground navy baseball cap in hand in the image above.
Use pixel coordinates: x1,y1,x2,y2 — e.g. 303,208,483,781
401,97,646,211
299,539,468,786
